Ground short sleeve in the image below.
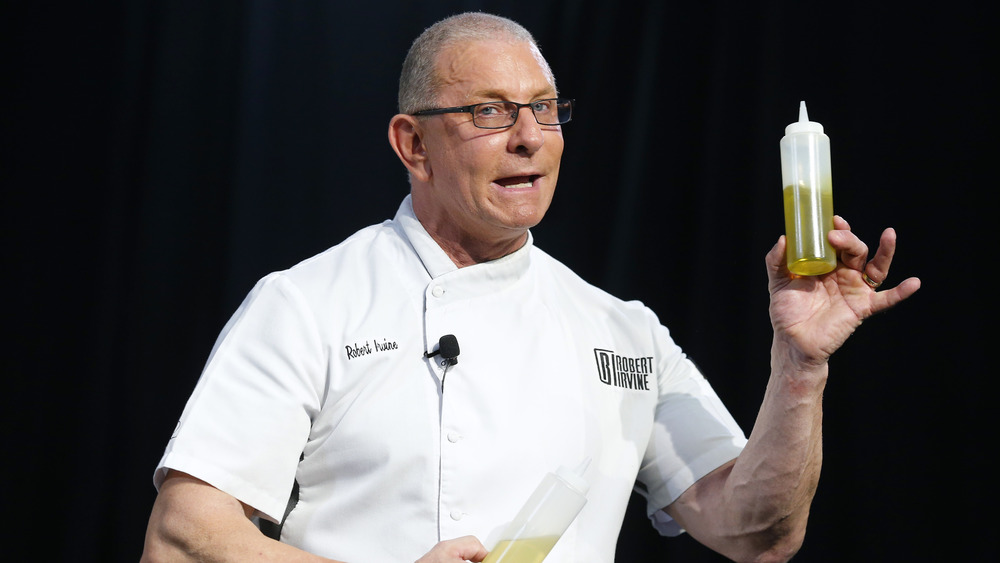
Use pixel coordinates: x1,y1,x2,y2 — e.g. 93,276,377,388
635,320,747,536
153,273,327,522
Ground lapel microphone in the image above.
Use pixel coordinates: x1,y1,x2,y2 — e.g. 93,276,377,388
424,334,460,366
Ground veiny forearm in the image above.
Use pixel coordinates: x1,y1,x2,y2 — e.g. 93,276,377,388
721,335,827,560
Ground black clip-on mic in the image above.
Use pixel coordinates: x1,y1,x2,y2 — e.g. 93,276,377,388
424,334,460,367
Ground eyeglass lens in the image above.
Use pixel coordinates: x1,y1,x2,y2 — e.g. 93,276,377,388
472,99,571,128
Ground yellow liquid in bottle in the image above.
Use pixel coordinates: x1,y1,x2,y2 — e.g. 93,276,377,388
783,183,836,276
482,536,560,563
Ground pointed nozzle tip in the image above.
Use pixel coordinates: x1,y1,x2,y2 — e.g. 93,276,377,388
784,101,823,135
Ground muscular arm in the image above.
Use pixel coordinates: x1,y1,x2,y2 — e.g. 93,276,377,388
142,471,488,563
666,345,826,562
141,470,342,563
666,218,919,562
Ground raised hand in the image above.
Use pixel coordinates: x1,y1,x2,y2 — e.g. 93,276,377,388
766,215,921,365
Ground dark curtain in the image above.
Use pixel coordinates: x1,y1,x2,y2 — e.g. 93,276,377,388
5,0,991,561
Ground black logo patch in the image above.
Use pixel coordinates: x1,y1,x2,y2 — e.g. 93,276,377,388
594,348,653,390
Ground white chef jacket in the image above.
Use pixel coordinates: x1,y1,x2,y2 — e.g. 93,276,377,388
154,196,747,562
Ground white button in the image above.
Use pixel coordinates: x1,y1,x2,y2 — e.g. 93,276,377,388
450,509,464,521
431,285,445,297
447,432,462,443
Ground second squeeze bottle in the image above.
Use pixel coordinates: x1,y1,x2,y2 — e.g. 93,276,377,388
481,459,590,563
780,101,836,275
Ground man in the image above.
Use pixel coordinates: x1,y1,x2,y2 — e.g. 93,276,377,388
141,12,920,563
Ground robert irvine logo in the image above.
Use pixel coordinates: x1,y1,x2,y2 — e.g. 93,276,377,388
593,349,653,391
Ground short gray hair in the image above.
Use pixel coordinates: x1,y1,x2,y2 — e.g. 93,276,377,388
397,12,555,114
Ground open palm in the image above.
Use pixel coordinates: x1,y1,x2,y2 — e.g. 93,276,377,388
766,216,921,364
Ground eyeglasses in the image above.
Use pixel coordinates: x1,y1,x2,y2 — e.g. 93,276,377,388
411,98,574,129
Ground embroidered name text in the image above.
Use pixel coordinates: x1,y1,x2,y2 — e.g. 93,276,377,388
345,338,399,360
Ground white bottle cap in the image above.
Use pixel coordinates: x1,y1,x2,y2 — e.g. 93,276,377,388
784,101,824,135
556,457,591,496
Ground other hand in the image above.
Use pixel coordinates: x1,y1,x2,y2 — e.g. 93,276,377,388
415,536,489,563
766,215,921,365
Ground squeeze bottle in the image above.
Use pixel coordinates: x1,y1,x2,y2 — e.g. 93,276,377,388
482,459,591,563
780,101,837,275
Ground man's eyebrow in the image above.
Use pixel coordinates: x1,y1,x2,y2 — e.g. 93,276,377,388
468,88,557,102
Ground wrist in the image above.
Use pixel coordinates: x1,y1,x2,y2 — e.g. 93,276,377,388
771,330,831,368
770,336,830,390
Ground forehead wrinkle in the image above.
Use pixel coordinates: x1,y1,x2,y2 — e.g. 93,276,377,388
434,40,556,105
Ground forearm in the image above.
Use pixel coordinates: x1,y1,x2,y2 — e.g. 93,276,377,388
142,514,336,563
670,335,826,562
142,471,488,563
724,335,827,558
141,471,342,563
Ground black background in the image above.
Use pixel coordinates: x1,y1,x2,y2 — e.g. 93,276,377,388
4,1,993,561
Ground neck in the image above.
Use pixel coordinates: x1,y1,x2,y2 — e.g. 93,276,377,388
427,228,528,268
410,189,531,268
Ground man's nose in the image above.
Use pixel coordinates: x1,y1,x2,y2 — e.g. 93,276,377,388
507,107,545,154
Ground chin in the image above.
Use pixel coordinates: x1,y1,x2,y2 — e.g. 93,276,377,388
501,206,548,231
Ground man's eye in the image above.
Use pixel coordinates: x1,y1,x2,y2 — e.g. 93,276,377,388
531,100,555,113
475,103,508,118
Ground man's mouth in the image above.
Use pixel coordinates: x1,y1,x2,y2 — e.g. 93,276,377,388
494,175,539,189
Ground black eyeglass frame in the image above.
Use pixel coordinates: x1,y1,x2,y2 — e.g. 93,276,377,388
410,98,574,129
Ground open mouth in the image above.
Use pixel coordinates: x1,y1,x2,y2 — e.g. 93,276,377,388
494,175,539,189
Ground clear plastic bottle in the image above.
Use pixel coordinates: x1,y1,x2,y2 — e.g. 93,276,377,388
780,101,837,276
482,459,590,563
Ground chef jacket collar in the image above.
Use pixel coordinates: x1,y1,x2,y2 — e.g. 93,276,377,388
394,195,533,282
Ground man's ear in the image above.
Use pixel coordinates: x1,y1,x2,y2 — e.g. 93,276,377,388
388,114,431,182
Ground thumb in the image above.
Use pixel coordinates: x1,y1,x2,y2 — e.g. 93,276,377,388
454,535,489,562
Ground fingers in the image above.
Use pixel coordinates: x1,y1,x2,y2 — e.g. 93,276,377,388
453,536,489,562
827,222,919,307
828,223,869,272
861,228,897,289
765,235,793,291
828,219,898,285
771,215,849,274
416,536,489,563
832,214,851,231
864,274,921,320
765,235,787,271
828,224,898,289
774,219,915,302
